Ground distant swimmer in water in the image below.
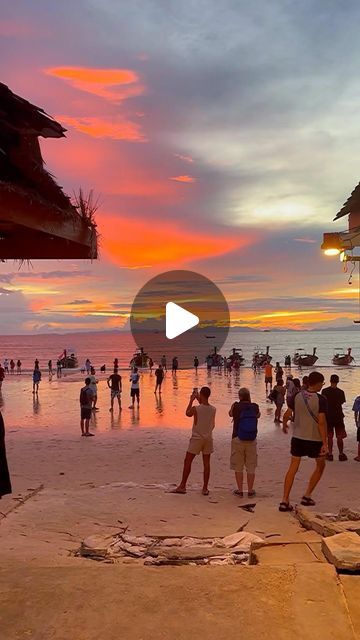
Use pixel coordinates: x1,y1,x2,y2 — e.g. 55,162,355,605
172,386,216,496
154,364,164,394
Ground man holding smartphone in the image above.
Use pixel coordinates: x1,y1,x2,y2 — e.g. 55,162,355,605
172,386,216,496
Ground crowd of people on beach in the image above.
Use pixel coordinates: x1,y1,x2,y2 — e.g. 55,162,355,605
1,353,360,512
170,368,360,512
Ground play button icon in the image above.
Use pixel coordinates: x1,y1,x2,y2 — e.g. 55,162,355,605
166,302,199,339
130,270,230,369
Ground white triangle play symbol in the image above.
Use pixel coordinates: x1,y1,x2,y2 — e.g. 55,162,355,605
166,302,199,339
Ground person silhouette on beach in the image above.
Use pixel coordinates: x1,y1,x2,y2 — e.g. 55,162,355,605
322,374,347,462
161,355,167,371
172,386,216,496
80,378,95,437
172,357,178,373
194,356,199,373
16,360,21,375
129,367,140,408
154,364,164,394
0,410,11,499
0,365,4,391
107,367,122,412
32,367,41,394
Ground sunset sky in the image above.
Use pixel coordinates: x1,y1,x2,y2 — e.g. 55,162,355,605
1,0,360,333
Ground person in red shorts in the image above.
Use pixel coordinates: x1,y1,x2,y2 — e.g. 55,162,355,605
322,374,347,461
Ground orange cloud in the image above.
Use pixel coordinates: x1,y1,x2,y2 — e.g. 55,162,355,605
100,215,249,267
170,175,196,183
57,115,145,142
45,66,144,101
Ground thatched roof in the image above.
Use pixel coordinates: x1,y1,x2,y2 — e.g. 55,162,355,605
0,82,97,259
334,182,360,221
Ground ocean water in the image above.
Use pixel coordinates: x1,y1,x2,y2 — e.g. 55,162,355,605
1,330,360,370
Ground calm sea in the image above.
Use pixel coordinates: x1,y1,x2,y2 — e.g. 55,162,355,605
1,330,360,370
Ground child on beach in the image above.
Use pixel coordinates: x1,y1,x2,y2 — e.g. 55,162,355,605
352,395,360,461
107,367,122,412
172,386,216,496
229,387,260,497
80,378,95,437
129,367,140,408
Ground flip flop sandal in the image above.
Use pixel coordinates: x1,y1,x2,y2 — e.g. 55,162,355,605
301,496,315,506
233,490,244,497
248,490,256,497
202,489,209,496
279,502,294,512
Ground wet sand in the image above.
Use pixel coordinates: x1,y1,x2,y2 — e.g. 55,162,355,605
0,368,359,566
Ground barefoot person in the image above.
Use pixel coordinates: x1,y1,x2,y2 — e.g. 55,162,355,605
229,388,260,497
172,386,216,496
80,378,94,437
0,410,11,499
272,378,286,423
107,366,122,412
264,360,273,393
279,371,328,512
129,367,140,408
154,364,164,394
322,374,347,461
32,366,41,395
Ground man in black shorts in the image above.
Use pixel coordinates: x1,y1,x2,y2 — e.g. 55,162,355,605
279,371,328,511
322,374,347,461
80,378,94,437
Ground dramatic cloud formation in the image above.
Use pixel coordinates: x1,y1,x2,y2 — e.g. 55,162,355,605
1,0,359,332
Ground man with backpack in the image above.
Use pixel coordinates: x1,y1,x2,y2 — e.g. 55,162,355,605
80,378,95,437
229,387,260,497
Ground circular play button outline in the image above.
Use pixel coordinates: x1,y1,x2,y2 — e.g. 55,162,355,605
130,270,230,369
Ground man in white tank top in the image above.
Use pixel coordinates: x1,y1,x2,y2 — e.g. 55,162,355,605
171,386,216,496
